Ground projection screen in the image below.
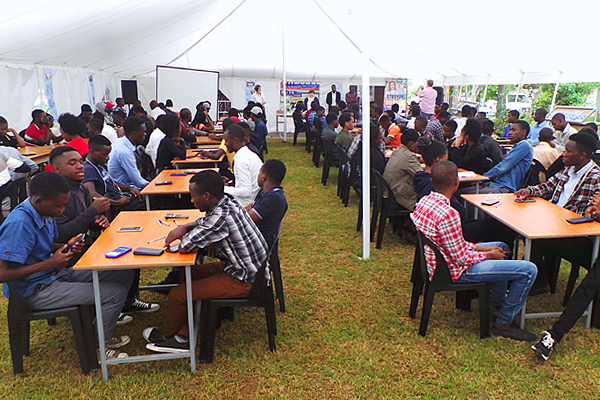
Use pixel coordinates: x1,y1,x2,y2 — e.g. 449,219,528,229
156,66,219,121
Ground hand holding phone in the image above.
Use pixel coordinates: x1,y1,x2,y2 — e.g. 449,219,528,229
62,233,86,253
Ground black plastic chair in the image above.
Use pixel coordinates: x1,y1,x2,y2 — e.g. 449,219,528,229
0,178,27,225
522,159,547,188
409,231,491,338
292,111,305,146
372,170,411,249
7,282,98,374
336,144,351,207
270,238,285,312
195,249,277,363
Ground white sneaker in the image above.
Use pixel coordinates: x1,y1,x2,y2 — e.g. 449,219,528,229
98,348,128,361
117,313,133,325
107,335,130,349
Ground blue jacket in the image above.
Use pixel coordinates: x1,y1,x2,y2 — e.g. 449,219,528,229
484,140,533,192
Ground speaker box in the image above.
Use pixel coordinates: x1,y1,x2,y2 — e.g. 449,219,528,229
121,80,138,104
434,86,444,105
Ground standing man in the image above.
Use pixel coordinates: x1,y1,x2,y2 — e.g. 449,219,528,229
502,110,520,139
416,80,437,121
326,85,341,113
528,108,550,145
551,113,578,152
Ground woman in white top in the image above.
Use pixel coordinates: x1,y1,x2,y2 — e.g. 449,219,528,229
145,115,166,166
252,84,266,105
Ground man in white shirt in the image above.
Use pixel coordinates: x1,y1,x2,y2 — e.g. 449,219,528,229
416,80,438,120
551,113,578,152
223,124,262,207
149,100,166,120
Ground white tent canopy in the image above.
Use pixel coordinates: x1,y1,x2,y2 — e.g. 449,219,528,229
2,0,600,129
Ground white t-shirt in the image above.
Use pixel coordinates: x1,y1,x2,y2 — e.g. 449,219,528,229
145,128,165,165
224,146,262,207
150,107,166,120
252,93,266,105
101,125,118,144
0,154,22,186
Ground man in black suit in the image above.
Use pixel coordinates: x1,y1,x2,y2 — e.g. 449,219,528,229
326,84,341,113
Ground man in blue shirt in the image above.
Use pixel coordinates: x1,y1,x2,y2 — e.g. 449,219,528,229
246,159,289,248
107,116,149,190
460,120,533,194
0,172,133,359
528,108,550,146
249,106,268,154
502,110,520,139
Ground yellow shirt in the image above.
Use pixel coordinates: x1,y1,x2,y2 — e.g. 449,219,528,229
219,139,236,173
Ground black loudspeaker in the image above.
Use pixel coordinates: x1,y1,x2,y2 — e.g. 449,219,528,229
434,86,444,105
121,80,138,104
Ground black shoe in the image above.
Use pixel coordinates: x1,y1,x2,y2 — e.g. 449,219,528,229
123,298,160,313
142,327,165,343
146,336,189,353
492,324,537,342
531,331,555,361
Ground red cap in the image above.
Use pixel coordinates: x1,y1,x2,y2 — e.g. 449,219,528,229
104,102,115,108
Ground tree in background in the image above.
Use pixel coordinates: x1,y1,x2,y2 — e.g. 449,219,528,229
534,82,600,110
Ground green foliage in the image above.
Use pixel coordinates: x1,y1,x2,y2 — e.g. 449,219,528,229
535,82,600,110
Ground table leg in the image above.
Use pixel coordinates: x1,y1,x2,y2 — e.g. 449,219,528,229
474,182,480,219
92,270,109,381
145,195,151,211
520,238,533,329
185,265,197,373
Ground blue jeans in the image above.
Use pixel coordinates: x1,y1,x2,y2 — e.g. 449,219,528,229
421,112,434,121
455,242,537,326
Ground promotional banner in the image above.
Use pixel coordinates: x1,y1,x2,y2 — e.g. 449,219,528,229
383,78,408,112
280,82,320,113
88,72,96,107
245,80,256,104
43,67,57,118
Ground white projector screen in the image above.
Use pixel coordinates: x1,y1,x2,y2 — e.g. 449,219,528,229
156,66,219,121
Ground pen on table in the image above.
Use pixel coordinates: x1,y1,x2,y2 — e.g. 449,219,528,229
148,235,166,244
158,219,170,226
173,220,180,226
157,220,161,227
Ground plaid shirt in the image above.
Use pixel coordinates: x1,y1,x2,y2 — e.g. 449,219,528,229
180,195,268,283
527,163,600,216
347,133,386,159
424,119,444,142
411,192,487,281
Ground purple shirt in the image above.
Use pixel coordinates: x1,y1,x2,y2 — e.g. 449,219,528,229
417,87,437,114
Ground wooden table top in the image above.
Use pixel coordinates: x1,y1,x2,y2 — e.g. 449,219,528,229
457,168,489,183
73,210,203,270
196,136,222,145
461,193,600,239
172,149,225,165
141,168,218,196
18,146,53,162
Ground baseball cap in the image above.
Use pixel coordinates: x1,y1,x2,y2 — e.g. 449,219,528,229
104,102,115,108
251,106,262,116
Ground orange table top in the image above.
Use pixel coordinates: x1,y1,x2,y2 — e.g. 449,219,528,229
172,149,225,166
461,193,600,239
141,168,218,196
196,136,222,144
457,168,489,183
18,146,53,162
73,210,203,270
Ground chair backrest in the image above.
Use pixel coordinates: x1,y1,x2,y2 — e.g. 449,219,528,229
7,282,33,315
336,144,349,175
372,169,400,210
527,159,547,186
247,231,280,304
416,230,454,285
0,178,27,225
135,146,156,181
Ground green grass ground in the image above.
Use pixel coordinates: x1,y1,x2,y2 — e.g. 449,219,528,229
0,139,599,399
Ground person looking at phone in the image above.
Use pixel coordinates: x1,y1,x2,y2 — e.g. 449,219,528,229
142,170,268,353
514,133,600,295
0,172,133,359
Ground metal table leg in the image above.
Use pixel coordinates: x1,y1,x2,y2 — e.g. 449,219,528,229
474,182,480,219
519,238,533,329
92,270,109,381
185,265,196,372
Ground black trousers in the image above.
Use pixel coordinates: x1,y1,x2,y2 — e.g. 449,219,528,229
549,259,600,342
530,237,593,284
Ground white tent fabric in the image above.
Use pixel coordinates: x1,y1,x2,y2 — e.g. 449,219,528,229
2,0,600,129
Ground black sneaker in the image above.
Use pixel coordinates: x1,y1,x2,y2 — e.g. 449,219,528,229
531,331,555,361
142,327,165,343
492,324,537,342
116,312,133,325
146,337,189,353
123,298,160,313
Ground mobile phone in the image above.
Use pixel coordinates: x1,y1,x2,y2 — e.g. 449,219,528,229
185,171,197,174
170,172,187,176
117,226,143,232
566,217,594,224
481,199,500,206
105,246,132,258
62,233,86,253
133,247,165,256
515,198,536,203
165,214,189,219
155,181,173,185
165,244,180,253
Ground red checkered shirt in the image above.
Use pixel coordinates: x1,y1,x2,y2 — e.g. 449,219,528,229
410,192,487,281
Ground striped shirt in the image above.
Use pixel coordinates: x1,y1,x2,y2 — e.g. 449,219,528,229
180,195,268,283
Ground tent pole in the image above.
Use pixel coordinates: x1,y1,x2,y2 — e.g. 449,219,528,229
550,71,563,111
281,0,287,142
361,59,370,260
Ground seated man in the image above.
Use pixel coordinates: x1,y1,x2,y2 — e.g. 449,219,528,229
321,112,340,166
24,110,61,146
246,159,289,247
107,117,150,190
479,119,503,167
531,191,600,360
0,116,27,148
450,118,490,175
51,147,158,317
0,172,133,359
380,114,401,148
143,170,269,352
515,133,600,294
83,135,146,212
222,124,262,207
335,113,354,154
462,120,532,194
412,161,538,341
200,118,237,181
533,127,561,170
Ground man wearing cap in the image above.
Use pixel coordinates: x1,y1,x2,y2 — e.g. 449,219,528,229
249,106,268,153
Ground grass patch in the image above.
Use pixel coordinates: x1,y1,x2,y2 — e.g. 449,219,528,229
0,139,598,398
